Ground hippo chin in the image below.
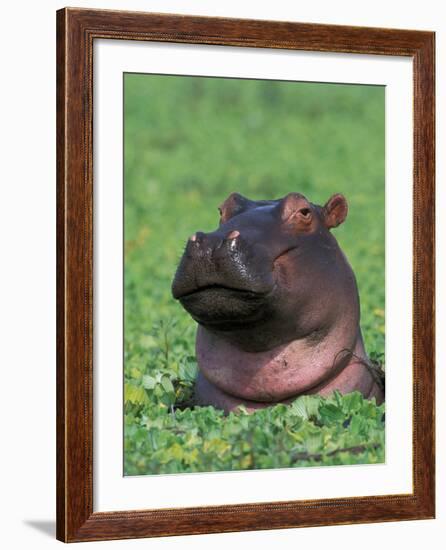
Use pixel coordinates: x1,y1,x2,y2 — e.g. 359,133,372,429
172,191,384,413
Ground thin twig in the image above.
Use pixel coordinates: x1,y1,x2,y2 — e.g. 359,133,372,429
291,442,381,463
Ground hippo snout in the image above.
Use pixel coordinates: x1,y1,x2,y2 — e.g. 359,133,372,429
171,228,274,300
171,226,276,330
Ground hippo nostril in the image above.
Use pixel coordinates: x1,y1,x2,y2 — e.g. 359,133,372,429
226,230,240,252
190,231,206,245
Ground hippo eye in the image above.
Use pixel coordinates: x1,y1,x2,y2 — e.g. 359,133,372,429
299,208,311,217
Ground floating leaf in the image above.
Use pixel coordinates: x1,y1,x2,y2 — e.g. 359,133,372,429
142,375,156,390
161,376,175,394
124,383,149,405
319,403,345,423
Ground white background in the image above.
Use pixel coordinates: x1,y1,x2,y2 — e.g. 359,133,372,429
1,0,444,548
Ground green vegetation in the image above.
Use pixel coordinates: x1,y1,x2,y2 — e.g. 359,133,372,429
124,74,385,475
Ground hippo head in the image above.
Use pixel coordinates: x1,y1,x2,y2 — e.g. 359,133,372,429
172,192,355,352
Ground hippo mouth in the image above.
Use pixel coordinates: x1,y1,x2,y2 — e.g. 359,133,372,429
174,283,266,300
176,283,273,330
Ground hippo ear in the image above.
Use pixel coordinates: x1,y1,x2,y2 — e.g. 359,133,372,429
323,194,348,229
218,192,252,223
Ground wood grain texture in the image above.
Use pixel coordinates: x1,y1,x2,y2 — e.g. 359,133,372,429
56,7,435,542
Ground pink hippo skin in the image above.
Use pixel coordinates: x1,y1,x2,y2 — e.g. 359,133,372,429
172,191,384,413
195,327,382,412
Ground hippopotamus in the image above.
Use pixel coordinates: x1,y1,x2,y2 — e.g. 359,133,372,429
171,192,384,413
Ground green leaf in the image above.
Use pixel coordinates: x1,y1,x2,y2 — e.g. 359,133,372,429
290,395,321,420
124,383,149,405
161,375,175,394
341,391,363,413
142,375,156,390
179,358,198,382
319,403,345,423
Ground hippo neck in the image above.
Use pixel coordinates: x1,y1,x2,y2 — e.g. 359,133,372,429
196,312,367,404
195,350,383,413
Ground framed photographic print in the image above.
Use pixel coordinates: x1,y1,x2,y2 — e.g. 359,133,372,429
56,7,435,542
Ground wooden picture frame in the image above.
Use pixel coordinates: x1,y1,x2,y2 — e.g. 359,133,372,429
56,7,435,542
